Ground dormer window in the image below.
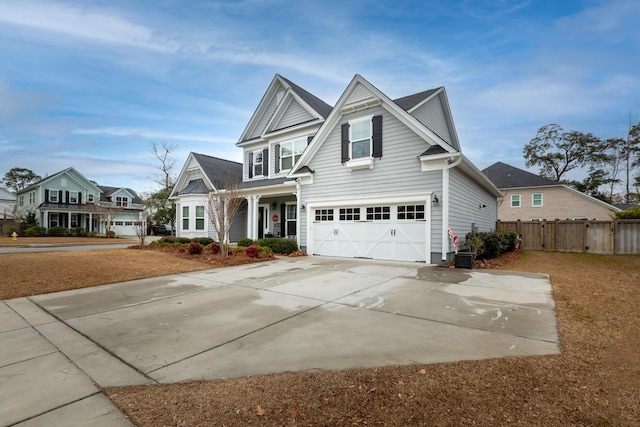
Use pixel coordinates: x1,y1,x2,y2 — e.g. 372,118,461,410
115,196,129,207
253,150,263,177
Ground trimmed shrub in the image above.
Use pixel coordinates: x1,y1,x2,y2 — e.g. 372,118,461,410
24,226,47,237
234,246,246,255
187,241,204,255
207,242,220,254
258,246,274,258
70,227,88,237
158,236,191,245
237,238,256,247
465,230,518,259
191,237,214,246
244,245,259,258
48,226,68,237
255,237,298,254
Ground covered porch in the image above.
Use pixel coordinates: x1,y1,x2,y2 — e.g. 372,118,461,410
244,181,299,243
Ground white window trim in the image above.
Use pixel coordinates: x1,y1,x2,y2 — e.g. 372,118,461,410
69,191,79,204
195,205,205,230
279,138,306,173
49,189,59,203
253,149,264,177
115,196,129,207
348,116,373,160
182,205,190,230
510,194,521,208
532,193,543,207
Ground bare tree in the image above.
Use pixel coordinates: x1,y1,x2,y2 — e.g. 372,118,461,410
89,203,123,238
207,179,246,257
151,142,177,189
134,211,147,245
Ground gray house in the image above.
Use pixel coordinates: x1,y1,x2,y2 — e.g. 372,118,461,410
172,74,501,263
0,187,16,219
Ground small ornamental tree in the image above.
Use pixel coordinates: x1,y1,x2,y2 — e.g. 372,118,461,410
207,177,246,257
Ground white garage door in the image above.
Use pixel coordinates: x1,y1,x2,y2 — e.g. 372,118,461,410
311,204,427,262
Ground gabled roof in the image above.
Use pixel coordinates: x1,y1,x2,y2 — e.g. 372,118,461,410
279,75,333,119
98,186,143,204
237,74,332,144
0,187,16,200
19,167,101,194
482,162,560,189
292,74,457,173
393,88,441,111
192,152,243,189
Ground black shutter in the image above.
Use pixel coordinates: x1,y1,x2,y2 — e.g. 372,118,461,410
78,192,82,204
65,191,70,203
341,123,350,163
372,115,383,158
45,189,49,202
274,144,280,173
248,152,254,178
280,204,286,237
263,148,269,176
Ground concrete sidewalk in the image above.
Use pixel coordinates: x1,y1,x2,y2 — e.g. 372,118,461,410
0,257,560,426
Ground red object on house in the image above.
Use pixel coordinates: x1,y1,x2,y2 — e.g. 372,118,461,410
272,214,279,222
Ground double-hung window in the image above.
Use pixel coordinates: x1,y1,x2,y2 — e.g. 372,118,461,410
350,117,372,159
29,192,35,204
253,150,263,177
532,193,543,207
195,206,205,230
510,194,521,208
49,190,59,203
280,138,306,171
182,206,189,230
69,191,78,204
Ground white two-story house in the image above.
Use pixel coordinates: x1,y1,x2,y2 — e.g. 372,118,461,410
172,74,501,263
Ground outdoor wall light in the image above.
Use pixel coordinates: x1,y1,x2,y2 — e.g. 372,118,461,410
301,203,306,210
479,203,487,209
271,201,277,209
432,194,439,205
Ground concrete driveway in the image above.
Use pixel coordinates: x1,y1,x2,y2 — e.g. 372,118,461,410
1,256,559,426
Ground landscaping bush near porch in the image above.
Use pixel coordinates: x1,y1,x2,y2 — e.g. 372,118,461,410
255,237,298,254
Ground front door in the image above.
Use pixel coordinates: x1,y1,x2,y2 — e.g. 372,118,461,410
258,204,269,239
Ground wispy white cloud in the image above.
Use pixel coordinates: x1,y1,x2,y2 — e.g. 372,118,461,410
72,127,236,144
0,1,177,53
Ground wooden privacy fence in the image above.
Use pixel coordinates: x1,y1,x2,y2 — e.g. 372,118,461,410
496,219,640,254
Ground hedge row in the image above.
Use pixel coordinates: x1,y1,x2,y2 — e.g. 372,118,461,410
239,237,298,254
464,230,519,259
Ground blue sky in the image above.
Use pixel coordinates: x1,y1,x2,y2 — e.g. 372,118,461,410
0,0,638,195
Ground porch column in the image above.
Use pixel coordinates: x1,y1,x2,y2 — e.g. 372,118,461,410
245,196,253,240
251,195,261,240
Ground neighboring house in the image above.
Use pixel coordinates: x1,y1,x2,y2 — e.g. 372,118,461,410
172,74,501,263
15,167,145,236
482,162,621,221
0,187,16,219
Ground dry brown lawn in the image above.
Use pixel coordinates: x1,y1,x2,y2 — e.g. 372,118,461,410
2,243,639,426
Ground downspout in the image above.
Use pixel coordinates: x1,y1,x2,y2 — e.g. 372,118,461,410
441,154,462,261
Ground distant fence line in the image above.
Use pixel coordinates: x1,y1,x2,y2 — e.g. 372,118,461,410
496,219,640,255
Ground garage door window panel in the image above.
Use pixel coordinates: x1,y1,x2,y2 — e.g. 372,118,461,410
397,205,425,220
366,206,390,221
315,209,334,222
339,208,360,221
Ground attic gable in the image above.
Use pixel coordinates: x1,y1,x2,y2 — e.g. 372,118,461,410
291,74,457,174
237,74,331,145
